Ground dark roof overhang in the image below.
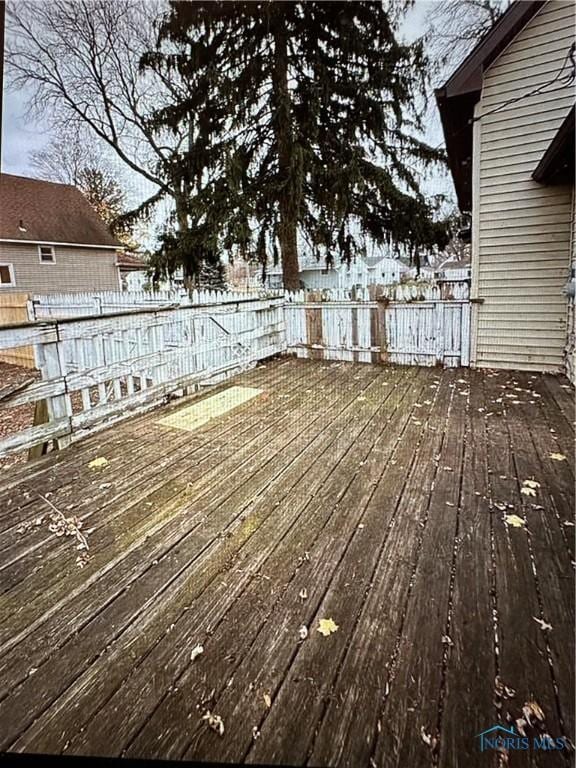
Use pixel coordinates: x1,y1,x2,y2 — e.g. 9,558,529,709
435,1,546,212
532,105,575,185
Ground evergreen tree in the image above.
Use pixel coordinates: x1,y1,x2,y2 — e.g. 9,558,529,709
143,1,449,290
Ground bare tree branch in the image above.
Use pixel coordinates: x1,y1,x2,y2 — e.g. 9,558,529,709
5,0,185,206
425,0,510,82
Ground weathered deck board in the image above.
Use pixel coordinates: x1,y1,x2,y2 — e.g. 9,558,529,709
79,367,423,760
438,371,497,766
0,360,329,581
0,358,305,531
0,358,573,767
483,372,568,768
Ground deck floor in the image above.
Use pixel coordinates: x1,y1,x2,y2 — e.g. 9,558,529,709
0,357,573,767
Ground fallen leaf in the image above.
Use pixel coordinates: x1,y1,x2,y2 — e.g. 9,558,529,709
190,644,204,661
494,676,516,700
549,453,567,462
298,625,308,640
504,514,525,528
522,700,545,726
202,711,225,736
420,726,436,749
317,618,339,637
515,717,528,737
533,617,553,632
88,457,109,469
263,693,272,708
522,479,541,489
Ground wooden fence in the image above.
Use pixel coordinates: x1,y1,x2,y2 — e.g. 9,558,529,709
1,282,473,459
0,296,285,458
284,283,471,367
31,288,283,319
0,293,35,368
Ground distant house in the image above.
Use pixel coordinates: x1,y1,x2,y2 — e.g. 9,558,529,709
263,253,406,290
436,0,575,375
435,257,472,282
336,256,406,289
117,252,149,291
0,173,122,294
404,265,436,280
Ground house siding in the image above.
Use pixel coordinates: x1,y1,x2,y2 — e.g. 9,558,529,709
0,242,121,295
472,0,575,372
566,189,575,384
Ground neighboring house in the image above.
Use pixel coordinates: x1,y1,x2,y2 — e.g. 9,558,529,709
225,260,264,292
436,0,575,374
405,265,436,280
336,256,406,289
0,174,122,294
263,253,406,290
435,257,472,282
117,251,149,292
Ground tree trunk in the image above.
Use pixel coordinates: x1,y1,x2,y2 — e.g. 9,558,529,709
272,21,300,291
174,187,192,291
279,205,300,291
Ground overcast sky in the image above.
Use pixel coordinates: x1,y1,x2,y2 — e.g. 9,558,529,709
1,0,454,212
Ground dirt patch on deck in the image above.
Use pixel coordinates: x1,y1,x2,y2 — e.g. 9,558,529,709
0,362,40,471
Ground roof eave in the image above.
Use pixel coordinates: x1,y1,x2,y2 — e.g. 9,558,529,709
436,1,546,213
532,105,575,185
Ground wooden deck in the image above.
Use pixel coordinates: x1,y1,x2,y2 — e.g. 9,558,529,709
0,357,573,767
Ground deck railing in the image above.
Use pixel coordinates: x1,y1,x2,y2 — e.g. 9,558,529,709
0,296,285,457
31,288,283,319
283,283,471,367
0,282,472,459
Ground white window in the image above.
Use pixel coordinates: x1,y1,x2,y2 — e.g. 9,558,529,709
38,245,56,263
0,263,15,287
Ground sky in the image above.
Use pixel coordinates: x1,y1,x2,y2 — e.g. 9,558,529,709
0,0,455,236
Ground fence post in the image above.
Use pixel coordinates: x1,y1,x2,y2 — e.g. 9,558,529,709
460,302,471,367
35,320,72,450
435,302,446,365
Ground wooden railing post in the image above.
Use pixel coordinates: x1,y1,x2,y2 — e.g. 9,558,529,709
35,320,72,450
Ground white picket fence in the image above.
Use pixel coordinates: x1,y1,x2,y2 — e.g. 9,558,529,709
0,281,471,458
0,297,285,457
31,288,283,319
282,282,470,367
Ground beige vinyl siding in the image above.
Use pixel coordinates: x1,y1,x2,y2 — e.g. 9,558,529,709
567,190,575,383
0,242,120,295
472,0,575,372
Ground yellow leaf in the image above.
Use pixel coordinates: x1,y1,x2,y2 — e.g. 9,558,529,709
550,453,567,462
88,457,109,469
505,514,525,528
317,618,339,637
522,479,540,489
